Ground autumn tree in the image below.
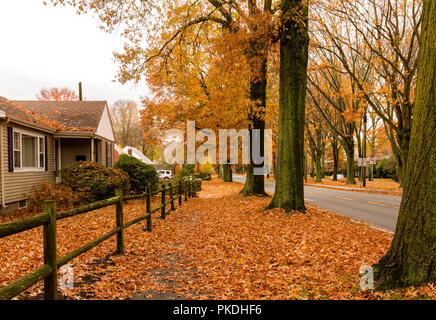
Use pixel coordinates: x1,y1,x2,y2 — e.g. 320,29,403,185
307,58,365,185
374,0,435,289
315,0,422,184
110,100,143,148
36,87,78,101
268,0,309,213
48,0,280,196
305,98,328,183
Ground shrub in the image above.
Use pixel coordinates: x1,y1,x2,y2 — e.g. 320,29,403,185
200,164,212,174
26,182,85,213
61,161,130,202
173,166,195,184
114,154,158,194
375,157,397,179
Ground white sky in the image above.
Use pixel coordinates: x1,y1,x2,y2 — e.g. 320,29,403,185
0,0,149,106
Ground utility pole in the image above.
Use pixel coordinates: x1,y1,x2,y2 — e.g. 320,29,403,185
362,107,367,187
78,82,83,101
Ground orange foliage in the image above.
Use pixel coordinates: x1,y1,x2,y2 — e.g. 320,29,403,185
37,87,78,101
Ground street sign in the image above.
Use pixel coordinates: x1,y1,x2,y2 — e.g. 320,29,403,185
358,158,376,166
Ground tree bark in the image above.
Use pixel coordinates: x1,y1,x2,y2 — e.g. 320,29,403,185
241,1,270,197
224,163,233,182
374,0,436,289
268,0,308,213
344,140,356,185
332,138,339,181
315,154,322,183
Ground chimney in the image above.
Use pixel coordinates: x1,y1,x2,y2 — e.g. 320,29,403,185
128,148,132,156
78,82,83,101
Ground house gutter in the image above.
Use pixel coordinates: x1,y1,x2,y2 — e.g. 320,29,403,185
6,115,56,134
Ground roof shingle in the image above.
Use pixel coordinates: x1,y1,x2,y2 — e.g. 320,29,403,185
12,100,106,131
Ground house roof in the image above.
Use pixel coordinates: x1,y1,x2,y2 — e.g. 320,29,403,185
11,100,107,131
0,96,65,131
122,146,156,165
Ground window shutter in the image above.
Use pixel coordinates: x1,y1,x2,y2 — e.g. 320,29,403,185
7,126,13,172
45,136,48,171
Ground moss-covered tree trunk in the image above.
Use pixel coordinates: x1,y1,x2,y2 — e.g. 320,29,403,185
374,0,436,289
241,0,271,197
240,60,267,195
224,163,233,182
268,0,308,213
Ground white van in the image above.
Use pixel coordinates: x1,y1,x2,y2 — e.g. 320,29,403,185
158,170,173,179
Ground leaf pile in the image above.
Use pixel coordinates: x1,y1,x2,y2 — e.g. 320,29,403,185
0,178,434,300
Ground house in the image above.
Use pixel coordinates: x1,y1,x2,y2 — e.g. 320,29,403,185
122,146,155,165
0,96,115,214
114,144,124,163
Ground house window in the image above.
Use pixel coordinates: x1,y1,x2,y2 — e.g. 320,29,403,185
13,130,45,170
76,155,86,161
39,137,45,168
13,132,21,168
18,199,27,209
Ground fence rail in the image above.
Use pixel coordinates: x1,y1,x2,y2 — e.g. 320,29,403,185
0,178,202,300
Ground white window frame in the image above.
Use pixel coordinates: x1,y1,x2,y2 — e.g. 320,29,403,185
12,128,46,172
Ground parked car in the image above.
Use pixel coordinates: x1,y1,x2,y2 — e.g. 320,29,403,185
158,170,173,179
200,173,211,180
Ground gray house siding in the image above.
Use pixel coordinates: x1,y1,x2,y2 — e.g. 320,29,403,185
1,123,56,209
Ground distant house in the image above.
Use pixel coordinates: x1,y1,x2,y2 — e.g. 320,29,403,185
0,97,115,213
114,144,124,163
122,146,155,165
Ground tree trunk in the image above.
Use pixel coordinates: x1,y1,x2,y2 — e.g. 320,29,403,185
241,0,270,197
272,152,277,179
218,164,224,179
332,138,339,181
356,130,362,181
320,143,325,178
374,0,436,289
268,0,308,213
344,141,356,184
315,153,322,183
224,164,233,182
310,156,315,178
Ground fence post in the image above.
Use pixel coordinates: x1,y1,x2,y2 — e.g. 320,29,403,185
115,189,124,255
161,185,166,219
169,183,175,211
146,185,152,232
43,200,57,300
184,180,188,201
188,181,192,198
178,182,182,205
193,180,198,197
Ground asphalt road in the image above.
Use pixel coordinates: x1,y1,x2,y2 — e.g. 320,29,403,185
233,175,401,232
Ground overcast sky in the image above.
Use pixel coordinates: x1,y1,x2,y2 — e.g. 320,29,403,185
0,0,149,106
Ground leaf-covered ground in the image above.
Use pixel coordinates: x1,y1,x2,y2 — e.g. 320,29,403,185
305,177,402,192
0,178,434,300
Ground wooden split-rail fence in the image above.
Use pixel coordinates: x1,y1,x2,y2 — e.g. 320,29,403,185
0,178,202,300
